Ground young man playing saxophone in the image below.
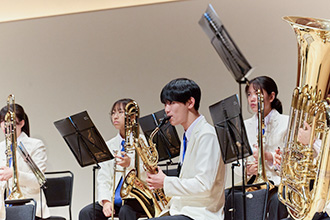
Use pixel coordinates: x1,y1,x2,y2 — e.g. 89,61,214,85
146,78,226,220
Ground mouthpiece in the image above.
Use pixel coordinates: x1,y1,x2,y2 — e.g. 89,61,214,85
158,116,171,128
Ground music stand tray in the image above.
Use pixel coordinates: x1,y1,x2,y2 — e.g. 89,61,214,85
54,111,113,167
209,94,252,164
139,109,180,162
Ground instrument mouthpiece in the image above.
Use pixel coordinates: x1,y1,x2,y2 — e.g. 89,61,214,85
158,116,171,128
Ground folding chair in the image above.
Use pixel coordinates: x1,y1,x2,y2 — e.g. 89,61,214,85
43,171,74,220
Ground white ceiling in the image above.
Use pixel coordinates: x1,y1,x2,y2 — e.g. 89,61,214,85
0,0,182,23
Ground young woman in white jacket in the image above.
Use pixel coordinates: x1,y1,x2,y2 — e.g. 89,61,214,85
0,103,49,220
243,76,289,220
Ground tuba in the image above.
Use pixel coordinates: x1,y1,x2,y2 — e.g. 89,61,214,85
278,16,330,220
120,101,170,218
4,95,24,200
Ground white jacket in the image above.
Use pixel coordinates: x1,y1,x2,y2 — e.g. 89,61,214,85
0,182,5,220
97,133,147,205
0,132,50,218
241,109,289,185
163,116,226,220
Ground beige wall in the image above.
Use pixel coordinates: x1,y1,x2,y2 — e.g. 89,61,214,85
0,0,329,218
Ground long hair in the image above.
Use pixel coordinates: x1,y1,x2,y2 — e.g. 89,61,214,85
245,76,283,114
0,104,30,136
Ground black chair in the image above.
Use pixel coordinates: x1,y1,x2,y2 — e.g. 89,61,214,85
5,198,36,220
43,171,74,220
224,182,269,220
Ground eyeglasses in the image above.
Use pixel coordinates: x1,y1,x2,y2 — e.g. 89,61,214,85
109,111,124,116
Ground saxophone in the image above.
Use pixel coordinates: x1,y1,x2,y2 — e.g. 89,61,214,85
4,95,24,200
120,101,170,218
278,16,330,220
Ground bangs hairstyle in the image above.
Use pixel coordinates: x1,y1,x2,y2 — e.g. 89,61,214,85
245,76,283,114
110,98,133,113
0,103,30,136
160,78,201,111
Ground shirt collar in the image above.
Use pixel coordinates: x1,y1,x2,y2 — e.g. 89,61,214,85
185,115,203,142
254,109,274,129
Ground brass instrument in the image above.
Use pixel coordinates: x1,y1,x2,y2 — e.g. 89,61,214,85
251,90,275,189
111,101,138,220
4,95,24,200
278,16,330,220
17,142,47,188
246,90,275,194
120,101,170,218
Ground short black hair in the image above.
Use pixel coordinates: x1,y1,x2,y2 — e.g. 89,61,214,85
160,78,201,111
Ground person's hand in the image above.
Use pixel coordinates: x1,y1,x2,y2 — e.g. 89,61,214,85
246,162,258,176
253,144,259,161
146,167,166,190
0,166,13,181
298,121,311,145
274,148,282,166
102,200,114,217
116,152,131,168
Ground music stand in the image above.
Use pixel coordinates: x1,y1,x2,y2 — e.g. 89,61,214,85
209,94,252,220
54,111,113,220
199,4,253,107
139,109,180,173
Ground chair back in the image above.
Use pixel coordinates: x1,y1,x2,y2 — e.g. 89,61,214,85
5,198,36,220
43,171,74,220
224,183,269,220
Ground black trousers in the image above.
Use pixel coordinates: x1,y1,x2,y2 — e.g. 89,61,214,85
267,191,288,220
79,199,145,220
149,215,193,220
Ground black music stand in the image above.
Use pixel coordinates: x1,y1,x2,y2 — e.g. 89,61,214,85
199,4,253,107
54,111,113,220
209,94,252,220
139,109,180,174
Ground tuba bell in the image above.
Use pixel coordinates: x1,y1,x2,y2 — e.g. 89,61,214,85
278,16,330,220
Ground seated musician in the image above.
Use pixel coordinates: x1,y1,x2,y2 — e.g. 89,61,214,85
0,181,5,220
147,78,226,220
238,76,289,220
79,98,147,220
278,121,329,220
0,103,49,220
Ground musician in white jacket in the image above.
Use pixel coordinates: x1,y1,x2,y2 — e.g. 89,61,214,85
0,103,49,220
242,76,289,220
147,78,226,220
0,181,5,220
79,98,146,220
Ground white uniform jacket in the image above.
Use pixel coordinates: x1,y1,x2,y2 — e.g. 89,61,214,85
0,181,5,220
163,116,226,220
97,133,148,205
242,109,289,186
0,132,50,218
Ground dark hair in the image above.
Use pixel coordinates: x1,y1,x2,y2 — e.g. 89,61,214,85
110,98,134,114
245,76,283,114
0,104,30,136
160,78,201,111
